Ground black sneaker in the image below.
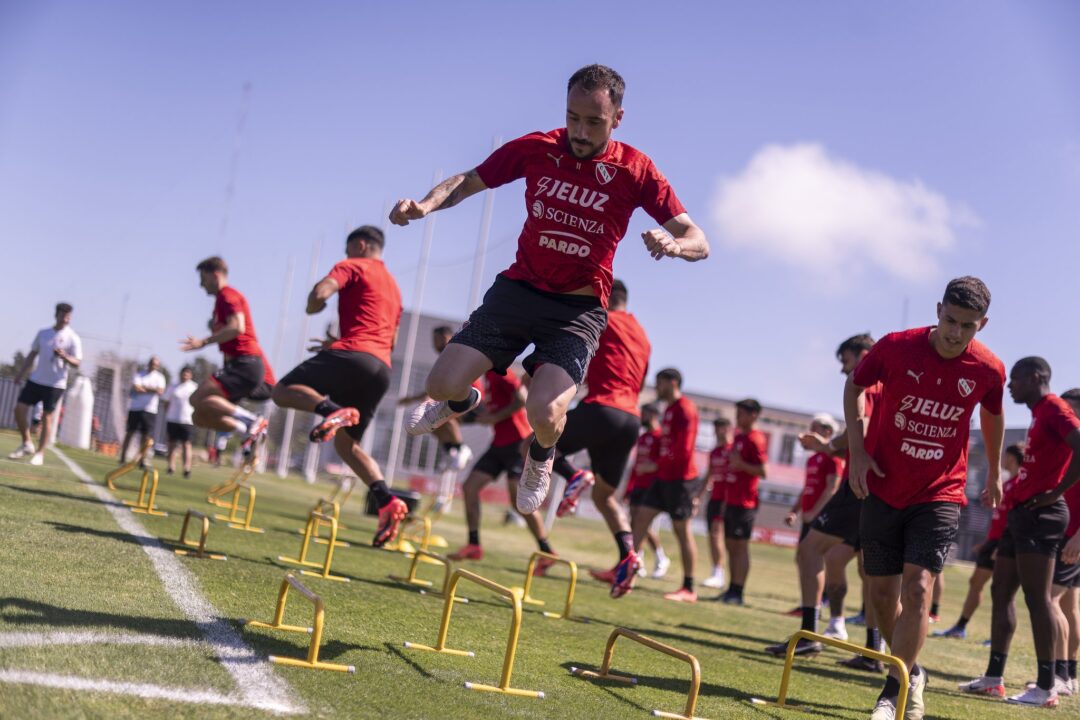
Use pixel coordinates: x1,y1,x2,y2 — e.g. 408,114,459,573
837,654,885,673
765,638,823,657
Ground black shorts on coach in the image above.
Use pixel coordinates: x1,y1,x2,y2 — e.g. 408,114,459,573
974,538,999,570
724,505,757,540
860,493,960,576
998,499,1069,558
472,443,525,479
1054,534,1080,588
166,422,194,443
627,486,650,507
706,498,725,525
643,479,698,521
810,483,863,550
17,380,65,413
213,355,273,402
451,275,607,385
278,350,391,440
556,402,640,486
126,410,156,435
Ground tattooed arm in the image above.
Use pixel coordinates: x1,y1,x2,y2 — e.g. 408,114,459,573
389,169,489,226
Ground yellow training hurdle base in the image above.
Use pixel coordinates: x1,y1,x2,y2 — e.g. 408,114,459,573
105,438,166,517
388,548,468,604
296,498,349,548
516,551,578,620
244,573,354,673
172,509,226,560
571,627,707,720
404,569,544,699
278,510,349,582
749,630,909,716
207,457,262,533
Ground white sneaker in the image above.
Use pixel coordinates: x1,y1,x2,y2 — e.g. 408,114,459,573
29,452,44,466
958,675,1005,697
1007,686,1059,707
651,554,672,579
516,453,553,514
824,617,848,641
1055,677,1073,697
405,389,482,437
7,442,35,459
701,567,725,588
870,696,896,720
1069,678,1078,695
452,445,473,471
905,669,927,720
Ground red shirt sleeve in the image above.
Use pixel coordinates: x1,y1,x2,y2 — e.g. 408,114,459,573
852,336,890,388
1049,400,1080,441
979,364,1006,415
327,261,355,290
475,133,538,189
637,159,686,226
217,289,244,323
746,432,767,466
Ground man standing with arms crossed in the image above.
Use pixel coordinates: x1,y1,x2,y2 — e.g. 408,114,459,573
120,356,166,465
847,277,1006,720
391,64,708,516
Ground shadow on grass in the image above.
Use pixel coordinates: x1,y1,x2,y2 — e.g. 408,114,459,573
383,641,434,679
1,597,204,642
676,622,783,647
0,483,118,508
47,521,146,547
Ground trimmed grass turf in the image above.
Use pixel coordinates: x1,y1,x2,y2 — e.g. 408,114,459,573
0,431,1063,719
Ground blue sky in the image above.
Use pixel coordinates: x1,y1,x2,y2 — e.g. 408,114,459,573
2,1,1078,426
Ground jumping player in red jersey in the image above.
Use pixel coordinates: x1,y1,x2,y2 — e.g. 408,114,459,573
449,369,557,568
180,257,276,453
632,368,700,602
720,399,768,605
960,358,1080,707
270,226,409,548
847,277,1006,720
701,417,733,590
622,403,670,578
390,64,708,518
548,280,651,597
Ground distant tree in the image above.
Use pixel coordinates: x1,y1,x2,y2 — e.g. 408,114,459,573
0,351,28,379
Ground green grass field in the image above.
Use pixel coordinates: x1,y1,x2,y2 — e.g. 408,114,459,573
0,430,1068,719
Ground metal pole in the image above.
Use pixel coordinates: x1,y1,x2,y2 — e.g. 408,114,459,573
279,238,322,479
467,136,500,312
384,171,441,487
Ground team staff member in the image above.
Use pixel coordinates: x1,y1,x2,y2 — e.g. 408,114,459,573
120,356,166,464
848,276,1005,720
393,64,708,518
163,365,199,477
702,417,733,590
720,399,768,605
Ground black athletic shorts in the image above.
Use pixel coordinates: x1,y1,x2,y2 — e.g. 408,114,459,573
451,275,608,385
998,499,1069,558
975,538,999,570
860,493,961,576
799,522,812,543
810,483,863,550
706,498,725,525
126,410,156,434
555,402,640,486
1054,534,1080,588
643,479,698,521
17,381,65,413
166,422,194,443
627,486,650,507
278,350,391,440
473,442,525,479
213,355,273,402
724,505,757,540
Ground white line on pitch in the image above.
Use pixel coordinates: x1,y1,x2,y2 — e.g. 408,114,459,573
0,630,203,649
0,669,250,708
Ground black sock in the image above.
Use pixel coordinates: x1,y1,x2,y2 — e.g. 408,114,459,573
867,627,881,650
860,603,866,615
910,663,921,678
553,455,577,480
801,606,818,633
441,441,462,452
314,398,343,417
1037,660,1054,691
878,675,901,701
615,531,633,561
682,576,694,592
1056,659,1069,682
930,602,940,617
529,439,555,461
956,615,970,630
448,388,479,413
730,583,744,599
468,529,480,546
538,538,552,554
986,651,1008,678
368,481,393,509
1069,659,1077,679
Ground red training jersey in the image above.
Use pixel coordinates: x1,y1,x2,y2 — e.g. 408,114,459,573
626,429,661,494
656,395,699,482
842,383,881,480
802,452,842,514
1065,478,1080,537
484,369,531,448
853,327,1005,509
708,444,732,502
327,258,403,368
475,129,686,307
214,286,263,359
725,429,769,509
1011,394,1080,505
582,309,650,416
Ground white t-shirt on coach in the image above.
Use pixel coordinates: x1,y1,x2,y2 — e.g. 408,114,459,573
29,326,83,389
164,380,198,425
129,369,167,414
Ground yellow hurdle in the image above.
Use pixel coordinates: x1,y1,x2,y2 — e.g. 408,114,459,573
245,573,355,673
571,627,707,720
404,568,543,699
208,457,263,533
749,630,909,716
172,509,226,560
388,548,468,604
516,551,578,620
105,438,166,516
278,510,349,582
296,498,349,547
105,437,154,491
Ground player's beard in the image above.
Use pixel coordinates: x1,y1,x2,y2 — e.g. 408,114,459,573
570,139,602,159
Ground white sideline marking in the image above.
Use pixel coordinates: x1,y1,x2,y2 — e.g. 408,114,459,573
46,448,305,715
0,670,248,708
0,630,203,649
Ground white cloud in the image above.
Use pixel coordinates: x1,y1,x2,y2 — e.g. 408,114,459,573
710,143,977,282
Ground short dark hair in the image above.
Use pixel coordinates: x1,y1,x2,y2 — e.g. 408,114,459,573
641,403,660,416
347,225,385,249
432,325,454,336
736,398,762,414
713,416,732,427
1005,443,1024,465
836,333,874,359
656,367,682,387
1012,356,1051,381
568,64,625,108
196,256,228,274
1061,388,1080,404
55,302,73,315
180,365,194,375
942,276,991,314
610,279,628,307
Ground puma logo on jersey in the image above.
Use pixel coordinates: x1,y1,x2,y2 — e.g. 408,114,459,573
907,370,924,383
534,177,608,212
547,153,563,168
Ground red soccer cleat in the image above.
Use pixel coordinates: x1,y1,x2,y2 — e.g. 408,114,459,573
557,469,595,517
310,407,360,443
373,497,408,548
449,543,484,561
663,587,698,603
533,553,557,577
241,417,269,456
589,566,617,584
610,551,642,599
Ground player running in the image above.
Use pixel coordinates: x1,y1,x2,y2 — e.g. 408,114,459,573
720,399,768,605
391,64,708,517
701,417,733,590
270,226,408,547
621,403,670,579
